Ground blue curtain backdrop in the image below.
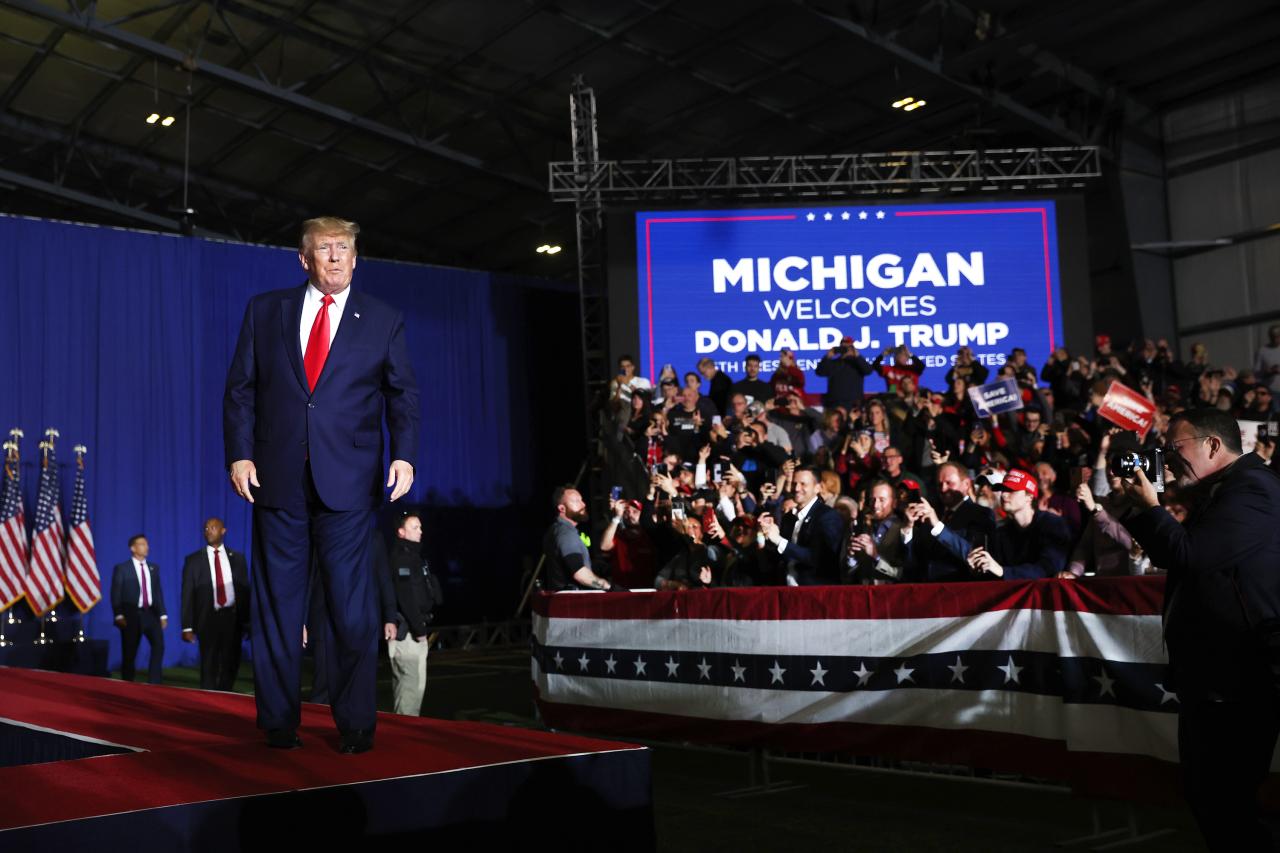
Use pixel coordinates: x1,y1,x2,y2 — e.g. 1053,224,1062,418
0,214,574,671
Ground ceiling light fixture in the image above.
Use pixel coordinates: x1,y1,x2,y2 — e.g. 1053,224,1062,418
160,115,176,127
891,97,916,109
146,113,160,124
902,100,927,112
536,244,563,255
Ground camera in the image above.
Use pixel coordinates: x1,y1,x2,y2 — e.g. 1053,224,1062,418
1108,449,1165,493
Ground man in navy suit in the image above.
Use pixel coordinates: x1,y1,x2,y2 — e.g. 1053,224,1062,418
759,466,845,585
110,534,167,683
224,216,420,754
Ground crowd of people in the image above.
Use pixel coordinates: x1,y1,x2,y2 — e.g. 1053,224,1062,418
548,326,1280,592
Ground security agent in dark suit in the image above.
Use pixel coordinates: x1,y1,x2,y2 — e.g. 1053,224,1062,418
387,512,442,716
180,518,249,690
110,534,167,683
759,466,845,586
1118,409,1280,852
224,216,420,754
902,462,997,582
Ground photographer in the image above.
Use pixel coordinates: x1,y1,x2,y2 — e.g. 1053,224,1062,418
1117,409,1280,851
816,336,875,409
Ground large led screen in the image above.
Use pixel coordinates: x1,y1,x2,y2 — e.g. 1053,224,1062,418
635,200,1064,393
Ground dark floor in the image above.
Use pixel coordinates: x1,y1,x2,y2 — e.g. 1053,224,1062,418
156,649,1208,852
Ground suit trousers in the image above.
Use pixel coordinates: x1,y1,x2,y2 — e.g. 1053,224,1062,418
387,636,429,716
1178,697,1280,852
197,606,242,691
251,464,377,735
119,608,164,684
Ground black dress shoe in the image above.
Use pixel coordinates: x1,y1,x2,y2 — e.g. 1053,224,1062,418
339,729,374,754
266,729,302,749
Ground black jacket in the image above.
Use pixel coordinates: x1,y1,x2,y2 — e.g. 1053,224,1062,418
905,499,997,583
180,546,249,634
1124,454,1280,702
389,538,442,640
816,352,874,408
111,560,166,619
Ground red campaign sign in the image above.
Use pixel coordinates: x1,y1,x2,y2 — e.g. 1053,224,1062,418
1098,380,1157,437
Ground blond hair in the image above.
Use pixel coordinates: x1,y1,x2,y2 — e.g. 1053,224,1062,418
299,217,360,253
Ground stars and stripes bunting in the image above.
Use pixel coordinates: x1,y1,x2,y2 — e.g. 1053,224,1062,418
24,435,65,616
532,578,1219,796
63,445,99,612
0,432,27,611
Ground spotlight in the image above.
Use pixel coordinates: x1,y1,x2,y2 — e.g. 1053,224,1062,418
891,97,916,109
536,244,563,255
903,100,927,112
160,115,176,127
146,113,160,124
546,245,562,255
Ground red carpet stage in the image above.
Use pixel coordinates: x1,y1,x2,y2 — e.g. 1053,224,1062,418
0,668,652,851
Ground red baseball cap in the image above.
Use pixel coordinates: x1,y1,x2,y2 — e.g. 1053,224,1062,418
840,336,854,345
991,468,1039,498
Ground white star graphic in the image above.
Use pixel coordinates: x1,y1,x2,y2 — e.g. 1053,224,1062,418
893,662,915,684
998,656,1023,684
853,662,874,686
1093,669,1116,697
823,211,833,221
875,210,885,219
810,660,828,686
553,651,564,670
769,660,787,684
1155,683,1178,704
858,211,868,220
633,655,647,676
731,660,747,682
697,658,712,680
604,655,617,674
577,652,590,672
806,212,816,221
665,656,680,678
840,211,850,220
947,656,969,684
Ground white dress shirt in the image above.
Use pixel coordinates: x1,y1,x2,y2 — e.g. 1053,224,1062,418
206,545,236,609
775,496,820,555
134,558,152,608
298,282,350,355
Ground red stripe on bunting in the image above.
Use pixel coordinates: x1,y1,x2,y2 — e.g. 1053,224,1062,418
532,577,1166,621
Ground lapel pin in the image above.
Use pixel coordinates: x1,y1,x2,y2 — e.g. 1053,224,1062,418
354,312,361,319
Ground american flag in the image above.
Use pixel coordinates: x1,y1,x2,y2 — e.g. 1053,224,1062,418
24,437,65,617
0,435,26,611
532,579,1209,797
63,446,99,612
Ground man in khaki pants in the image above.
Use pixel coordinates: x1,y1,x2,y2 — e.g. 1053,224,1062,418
387,513,441,716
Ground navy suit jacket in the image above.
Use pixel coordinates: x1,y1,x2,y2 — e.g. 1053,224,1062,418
776,500,845,586
223,284,420,511
110,560,167,619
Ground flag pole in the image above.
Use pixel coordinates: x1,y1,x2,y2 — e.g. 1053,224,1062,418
72,444,87,644
4,428,22,629
44,428,59,627
33,439,52,646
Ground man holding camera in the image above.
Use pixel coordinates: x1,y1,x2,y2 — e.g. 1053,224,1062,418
1117,408,1280,851
816,336,874,410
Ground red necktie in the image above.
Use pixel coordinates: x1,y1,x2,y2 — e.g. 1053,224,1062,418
303,294,335,391
139,562,150,608
213,548,228,608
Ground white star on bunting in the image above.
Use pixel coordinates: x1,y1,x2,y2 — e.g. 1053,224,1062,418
553,651,564,670
853,662,874,686
998,656,1023,684
731,660,747,682
633,656,647,676
893,662,915,684
769,660,787,684
604,655,617,674
577,652,590,672
697,658,712,680
810,660,828,686
1093,669,1116,697
1155,683,1178,705
947,656,969,684
665,656,680,677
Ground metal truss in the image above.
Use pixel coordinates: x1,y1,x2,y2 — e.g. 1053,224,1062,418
550,147,1102,202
